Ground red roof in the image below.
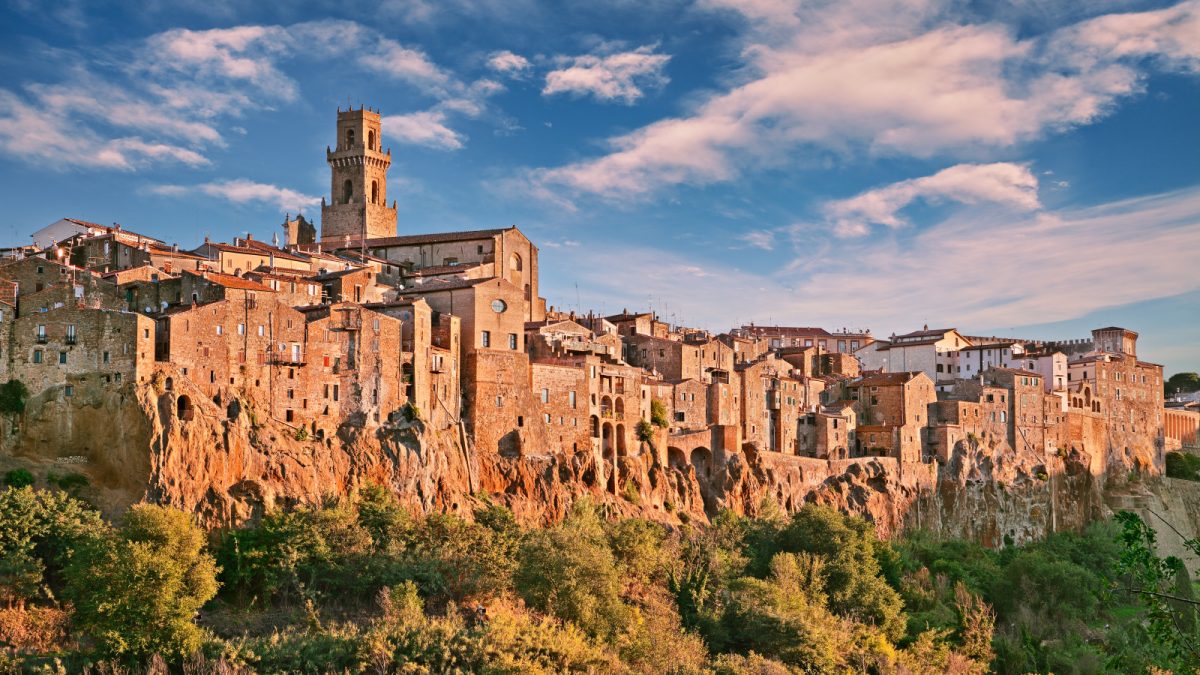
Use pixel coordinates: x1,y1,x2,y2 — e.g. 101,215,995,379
184,270,273,292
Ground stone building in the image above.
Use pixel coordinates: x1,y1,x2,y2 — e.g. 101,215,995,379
857,327,970,382
320,107,398,242
846,371,935,462
733,324,873,354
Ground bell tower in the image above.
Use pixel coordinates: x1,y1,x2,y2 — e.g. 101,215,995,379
320,106,398,242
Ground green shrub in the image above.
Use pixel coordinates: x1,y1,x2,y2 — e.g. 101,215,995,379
650,399,669,428
47,472,89,493
1165,451,1200,481
0,379,28,414
514,501,629,638
4,468,34,488
64,504,219,661
293,426,309,441
635,419,655,444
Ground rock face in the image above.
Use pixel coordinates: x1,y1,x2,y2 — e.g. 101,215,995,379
1,372,1193,550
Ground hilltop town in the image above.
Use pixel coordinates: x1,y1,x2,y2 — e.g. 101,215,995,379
1,108,1197,544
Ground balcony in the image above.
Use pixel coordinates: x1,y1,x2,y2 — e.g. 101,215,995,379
35,335,47,344
65,336,77,345
269,354,307,367
334,314,361,331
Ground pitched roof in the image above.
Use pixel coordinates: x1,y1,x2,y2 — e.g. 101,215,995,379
346,228,508,248
399,276,493,293
852,371,922,387
184,270,273,292
893,327,956,340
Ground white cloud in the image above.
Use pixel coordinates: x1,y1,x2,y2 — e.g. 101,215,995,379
825,162,1041,237
0,92,208,170
151,179,319,212
487,50,531,76
529,0,1200,200
547,185,1200,332
382,111,465,150
543,45,670,104
738,229,776,250
0,19,498,170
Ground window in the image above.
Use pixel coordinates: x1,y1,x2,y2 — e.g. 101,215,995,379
66,324,76,343
544,413,551,424
65,385,73,397
481,330,491,348
33,350,42,363
59,351,67,364
102,351,109,364
216,325,223,335
509,333,518,350
333,385,339,402
495,396,503,407
675,411,685,422
346,128,355,147
541,388,549,403
569,391,577,408
238,323,245,335
36,324,45,339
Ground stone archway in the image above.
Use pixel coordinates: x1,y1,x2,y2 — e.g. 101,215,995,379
667,446,687,472
691,447,713,480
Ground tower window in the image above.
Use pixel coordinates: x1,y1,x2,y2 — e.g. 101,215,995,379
371,180,379,205
342,179,353,204
368,130,376,150
346,128,355,148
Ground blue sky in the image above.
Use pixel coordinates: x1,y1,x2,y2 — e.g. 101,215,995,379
1,0,1197,374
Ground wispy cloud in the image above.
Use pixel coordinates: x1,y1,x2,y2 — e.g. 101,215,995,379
381,111,465,150
543,45,670,104
151,179,319,212
527,0,1200,200
738,229,776,250
825,162,1041,237
547,185,1200,332
0,19,504,170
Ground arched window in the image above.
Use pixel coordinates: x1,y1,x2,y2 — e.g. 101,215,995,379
367,130,376,150
342,179,353,204
371,180,379,205
346,128,355,148
509,253,522,272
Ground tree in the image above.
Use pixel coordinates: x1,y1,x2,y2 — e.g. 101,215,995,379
0,379,28,414
1113,510,1200,671
514,501,629,637
768,505,907,640
1165,372,1200,396
65,504,219,661
0,486,103,609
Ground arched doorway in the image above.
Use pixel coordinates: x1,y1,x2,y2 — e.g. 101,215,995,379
614,398,625,421
691,447,713,480
616,423,627,456
176,395,194,421
667,447,686,472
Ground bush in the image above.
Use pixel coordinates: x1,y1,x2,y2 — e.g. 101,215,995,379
4,468,34,488
650,399,669,428
514,501,629,638
46,472,89,494
635,419,655,444
64,504,219,661
0,379,28,414
1165,451,1200,481
0,486,104,608
293,426,309,441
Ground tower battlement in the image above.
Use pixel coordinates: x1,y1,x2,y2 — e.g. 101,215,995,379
319,106,398,243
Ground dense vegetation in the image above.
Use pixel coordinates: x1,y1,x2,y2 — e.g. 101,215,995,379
1165,372,1200,396
1,483,1197,673
1167,451,1200,481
